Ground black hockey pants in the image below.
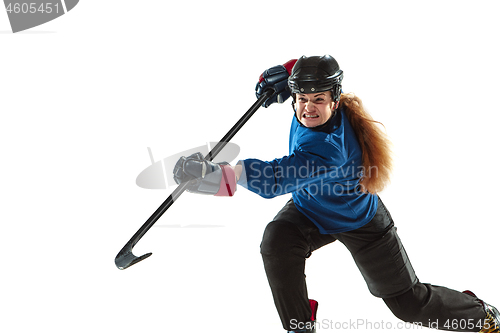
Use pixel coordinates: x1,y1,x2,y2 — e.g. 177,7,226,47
260,196,486,332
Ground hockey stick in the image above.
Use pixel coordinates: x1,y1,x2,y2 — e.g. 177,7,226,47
115,89,275,270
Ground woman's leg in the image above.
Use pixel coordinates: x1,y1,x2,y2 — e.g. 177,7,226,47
334,196,418,299
260,199,336,331
338,196,487,332
383,283,486,332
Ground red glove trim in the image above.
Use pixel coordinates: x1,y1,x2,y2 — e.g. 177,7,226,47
283,59,298,75
215,165,237,197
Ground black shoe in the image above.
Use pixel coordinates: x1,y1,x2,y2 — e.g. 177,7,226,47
482,303,500,333
463,290,499,333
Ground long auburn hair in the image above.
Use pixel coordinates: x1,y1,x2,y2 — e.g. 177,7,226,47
339,93,393,193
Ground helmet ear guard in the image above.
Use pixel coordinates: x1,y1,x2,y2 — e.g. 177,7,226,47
332,83,343,103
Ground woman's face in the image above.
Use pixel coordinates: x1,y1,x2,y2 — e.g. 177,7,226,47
295,92,337,128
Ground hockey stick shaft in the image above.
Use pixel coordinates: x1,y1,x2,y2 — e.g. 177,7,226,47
115,89,274,270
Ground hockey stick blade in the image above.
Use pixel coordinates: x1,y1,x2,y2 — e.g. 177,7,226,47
115,245,152,270
114,89,275,270
114,185,187,270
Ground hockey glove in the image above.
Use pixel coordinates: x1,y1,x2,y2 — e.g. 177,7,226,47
173,152,236,196
256,59,297,108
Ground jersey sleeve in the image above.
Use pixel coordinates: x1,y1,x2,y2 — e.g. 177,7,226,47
237,140,346,199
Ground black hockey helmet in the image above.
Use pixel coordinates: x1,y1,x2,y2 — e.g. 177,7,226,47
288,55,344,102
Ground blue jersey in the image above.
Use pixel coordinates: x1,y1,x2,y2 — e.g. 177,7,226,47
238,107,378,234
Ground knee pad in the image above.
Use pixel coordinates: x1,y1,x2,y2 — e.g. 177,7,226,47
260,220,307,257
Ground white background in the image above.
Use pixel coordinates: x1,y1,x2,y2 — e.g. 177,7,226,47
1,1,499,332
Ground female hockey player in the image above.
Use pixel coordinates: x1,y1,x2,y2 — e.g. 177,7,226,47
173,55,499,333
